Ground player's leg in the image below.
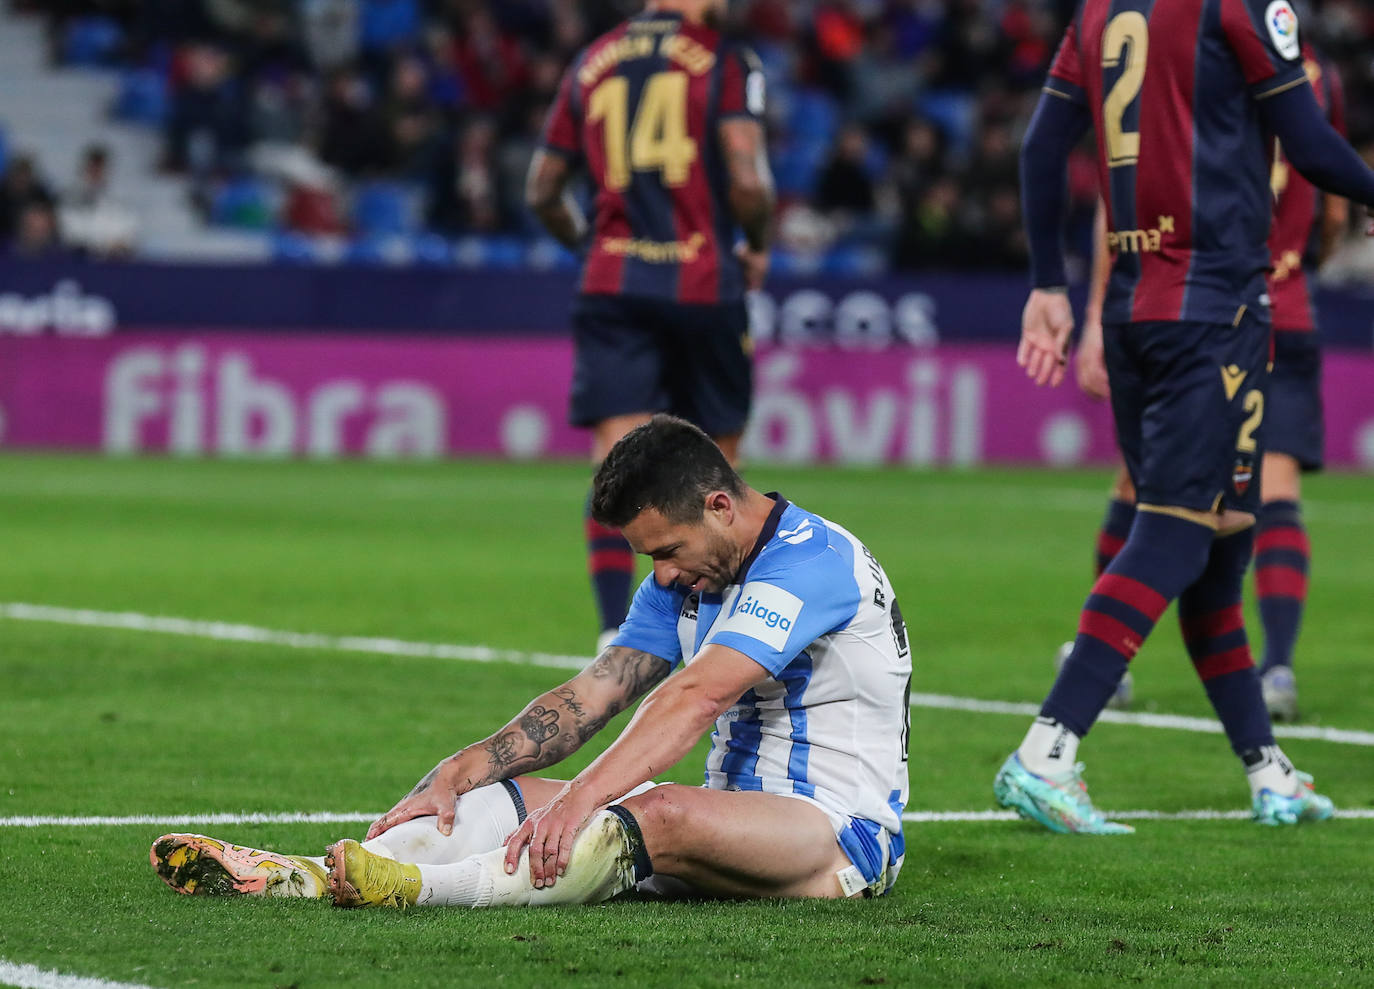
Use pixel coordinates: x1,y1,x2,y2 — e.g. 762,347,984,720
330,785,876,908
998,321,1227,833
1055,463,1136,708
569,296,666,649
150,777,575,898
618,785,872,899
1094,464,1137,577
1252,328,1321,719
1254,452,1306,718
665,299,753,469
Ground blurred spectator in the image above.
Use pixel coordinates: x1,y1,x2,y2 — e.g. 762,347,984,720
4,200,70,259
0,153,56,241
426,115,503,233
813,123,876,218
20,0,1368,274
316,66,392,176
163,42,250,176
299,0,361,72
57,143,139,257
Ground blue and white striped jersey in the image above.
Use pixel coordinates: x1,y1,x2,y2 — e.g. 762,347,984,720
612,495,912,843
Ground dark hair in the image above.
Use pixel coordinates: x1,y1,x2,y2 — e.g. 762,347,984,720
591,414,745,528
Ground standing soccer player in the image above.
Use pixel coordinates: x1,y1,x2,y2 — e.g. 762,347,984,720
999,0,1374,832
525,0,774,652
1253,41,1348,721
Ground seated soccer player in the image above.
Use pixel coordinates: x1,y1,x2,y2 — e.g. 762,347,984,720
152,415,912,906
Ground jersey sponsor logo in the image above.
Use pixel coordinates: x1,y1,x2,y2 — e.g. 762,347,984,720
1265,1,1300,61
722,581,803,651
776,518,814,546
1105,215,1174,254
601,232,706,263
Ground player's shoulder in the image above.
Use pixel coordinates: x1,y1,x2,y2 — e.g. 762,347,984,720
753,502,859,580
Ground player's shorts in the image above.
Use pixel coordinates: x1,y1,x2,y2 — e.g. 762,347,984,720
1104,310,1270,515
568,293,753,437
1266,329,1323,471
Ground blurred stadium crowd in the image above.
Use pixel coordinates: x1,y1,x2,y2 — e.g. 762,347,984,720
2,0,1372,272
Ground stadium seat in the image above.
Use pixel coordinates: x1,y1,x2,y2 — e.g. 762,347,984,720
360,0,421,52
210,177,277,229
112,68,169,126
351,181,416,237
61,16,124,68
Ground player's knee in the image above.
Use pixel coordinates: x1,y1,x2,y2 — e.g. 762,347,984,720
618,784,688,858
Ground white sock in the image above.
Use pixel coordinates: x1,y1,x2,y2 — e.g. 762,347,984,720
361,781,525,864
1243,744,1299,798
414,810,641,908
1018,716,1081,777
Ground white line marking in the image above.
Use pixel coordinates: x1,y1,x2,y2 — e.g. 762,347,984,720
909,693,1374,746
902,808,1374,823
2,808,1372,829
3,602,1372,746
0,960,159,989
0,811,377,828
0,602,587,670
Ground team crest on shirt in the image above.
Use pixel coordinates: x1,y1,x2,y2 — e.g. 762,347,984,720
1233,458,1254,497
1265,1,1300,61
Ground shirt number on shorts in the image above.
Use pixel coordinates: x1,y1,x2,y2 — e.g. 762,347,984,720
1236,389,1264,453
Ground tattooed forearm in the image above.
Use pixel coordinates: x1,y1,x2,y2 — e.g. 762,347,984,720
589,647,671,703
452,650,670,788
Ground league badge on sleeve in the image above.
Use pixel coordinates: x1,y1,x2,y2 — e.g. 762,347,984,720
1264,1,1300,61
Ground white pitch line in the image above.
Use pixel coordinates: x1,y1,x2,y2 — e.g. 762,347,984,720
0,961,159,989
903,808,1374,822
3,602,1372,746
3,808,1374,829
909,693,1374,746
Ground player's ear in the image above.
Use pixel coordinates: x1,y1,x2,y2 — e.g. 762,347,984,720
704,490,733,522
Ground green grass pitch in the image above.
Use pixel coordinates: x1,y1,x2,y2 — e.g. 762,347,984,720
1,454,1371,987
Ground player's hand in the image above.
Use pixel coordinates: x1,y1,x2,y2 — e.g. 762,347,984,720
1017,289,1074,388
366,758,465,840
503,780,599,889
1074,318,1110,401
735,242,769,291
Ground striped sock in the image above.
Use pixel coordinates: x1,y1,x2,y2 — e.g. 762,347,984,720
585,489,634,634
1180,527,1273,754
1042,510,1213,737
1253,499,1309,674
1094,498,1136,577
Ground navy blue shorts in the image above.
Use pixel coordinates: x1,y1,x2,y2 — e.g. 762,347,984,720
568,294,753,437
1266,329,1323,471
1104,311,1270,515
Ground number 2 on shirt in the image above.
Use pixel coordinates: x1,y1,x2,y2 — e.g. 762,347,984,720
1102,12,1148,167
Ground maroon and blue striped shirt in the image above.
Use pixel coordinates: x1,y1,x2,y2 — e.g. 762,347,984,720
1048,0,1310,324
541,11,764,305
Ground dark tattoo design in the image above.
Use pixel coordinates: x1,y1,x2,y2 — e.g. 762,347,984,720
588,647,670,704
552,686,585,717
520,706,560,744
462,647,672,788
